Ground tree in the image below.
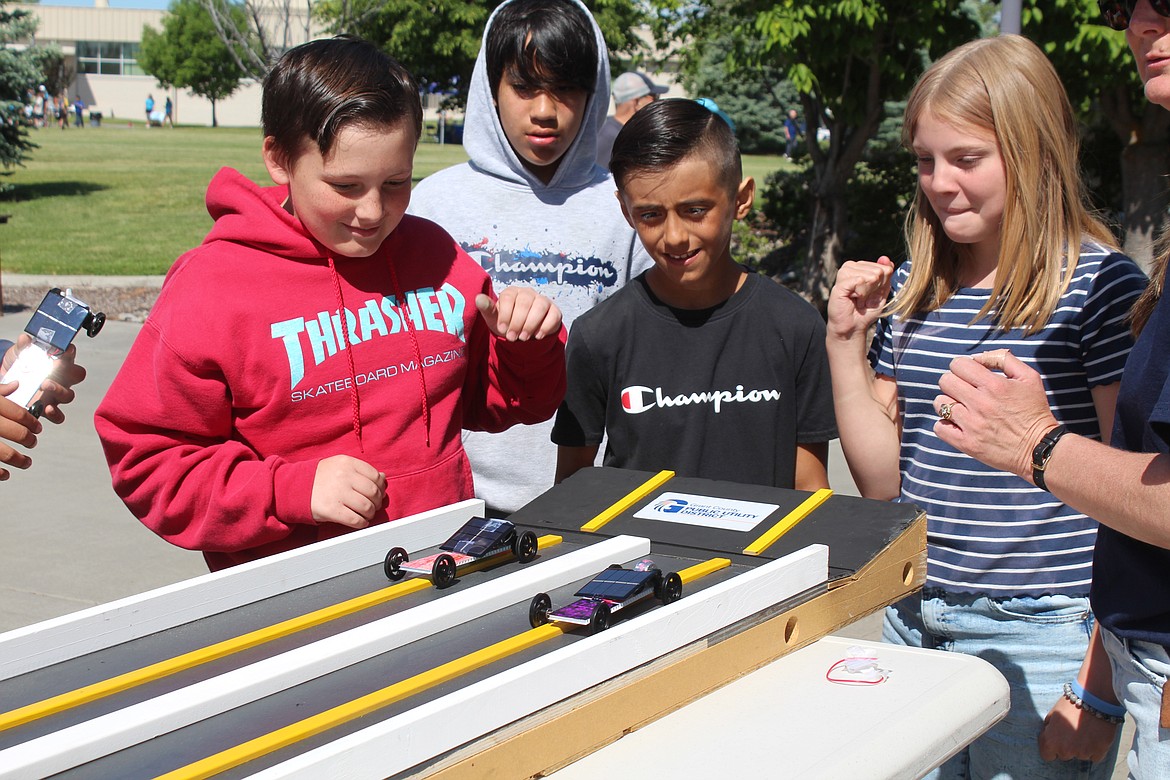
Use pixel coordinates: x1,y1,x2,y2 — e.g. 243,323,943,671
313,0,649,104
0,2,40,182
672,29,798,155
196,0,314,82
30,45,73,103
140,0,252,127
651,1,981,310
1022,0,1169,273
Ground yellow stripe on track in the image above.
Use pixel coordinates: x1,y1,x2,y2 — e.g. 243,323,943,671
0,534,562,733
743,489,832,556
160,552,730,779
580,470,674,532
156,624,567,780
677,558,731,583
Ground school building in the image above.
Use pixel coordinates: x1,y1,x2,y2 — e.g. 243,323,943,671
13,0,319,128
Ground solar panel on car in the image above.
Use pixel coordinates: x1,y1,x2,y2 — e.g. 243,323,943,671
440,517,511,557
575,569,654,601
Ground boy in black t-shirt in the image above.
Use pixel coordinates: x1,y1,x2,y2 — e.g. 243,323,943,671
552,98,836,489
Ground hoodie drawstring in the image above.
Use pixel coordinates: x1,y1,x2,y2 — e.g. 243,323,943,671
388,258,431,447
326,256,365,453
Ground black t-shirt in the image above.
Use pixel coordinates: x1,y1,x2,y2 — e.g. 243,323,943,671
1092,277,1170,646
552,271,837,488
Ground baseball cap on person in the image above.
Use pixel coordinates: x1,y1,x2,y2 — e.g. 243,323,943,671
612,71,668,105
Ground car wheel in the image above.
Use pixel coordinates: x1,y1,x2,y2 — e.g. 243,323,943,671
589,601,611,635
661,572,683,604
514,531,539,563
85,311,106,338
383,547,408,581
433,553,457,589
529,592,551,628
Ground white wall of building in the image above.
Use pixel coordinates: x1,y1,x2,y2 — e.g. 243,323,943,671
16,3,296,128
73,74,264,128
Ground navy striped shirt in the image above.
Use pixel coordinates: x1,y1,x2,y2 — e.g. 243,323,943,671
871,243,1147,596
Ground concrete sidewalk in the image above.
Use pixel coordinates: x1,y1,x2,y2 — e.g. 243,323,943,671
0,313,207,632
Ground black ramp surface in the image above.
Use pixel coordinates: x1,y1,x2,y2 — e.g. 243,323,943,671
513,467,922,578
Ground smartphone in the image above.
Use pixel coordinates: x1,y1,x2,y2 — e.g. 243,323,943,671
1,288,104,416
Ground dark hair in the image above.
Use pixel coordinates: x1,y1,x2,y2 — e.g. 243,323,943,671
262,36,423,162
485,0,597,100
610,99,741,193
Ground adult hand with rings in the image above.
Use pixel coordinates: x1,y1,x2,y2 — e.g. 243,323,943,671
936,350,1059,480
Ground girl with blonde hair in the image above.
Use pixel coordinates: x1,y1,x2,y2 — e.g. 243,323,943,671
826,34,1147,778
935,3,1170,776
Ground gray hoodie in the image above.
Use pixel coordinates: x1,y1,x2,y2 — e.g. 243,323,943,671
409,0,652,514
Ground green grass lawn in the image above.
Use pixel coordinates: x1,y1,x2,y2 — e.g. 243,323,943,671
0,125,789,275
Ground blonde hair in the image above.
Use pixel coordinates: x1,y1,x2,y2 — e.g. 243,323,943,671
894,35,1117,332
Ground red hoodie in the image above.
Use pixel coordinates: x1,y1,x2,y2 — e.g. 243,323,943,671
95,168,566,570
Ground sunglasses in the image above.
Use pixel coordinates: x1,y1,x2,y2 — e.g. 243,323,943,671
1098,0,1170,30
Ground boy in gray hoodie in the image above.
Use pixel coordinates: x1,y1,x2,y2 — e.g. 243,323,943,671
409,0,651,515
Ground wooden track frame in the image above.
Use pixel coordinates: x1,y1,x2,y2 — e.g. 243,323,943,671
0,490,925,780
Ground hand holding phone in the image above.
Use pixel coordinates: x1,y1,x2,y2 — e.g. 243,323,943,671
0,288,103,417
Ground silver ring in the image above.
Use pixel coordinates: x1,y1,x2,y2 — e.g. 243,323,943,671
939,402,954,421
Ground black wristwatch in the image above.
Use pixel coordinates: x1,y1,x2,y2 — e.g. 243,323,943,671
1032,424,1069,492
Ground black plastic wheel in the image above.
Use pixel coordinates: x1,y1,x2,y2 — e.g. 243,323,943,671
514,531,538,563
383,546,408,581
433,553,457,589
529,592,552,628
606,563,623,570
27,400,44,419
85,311,106,338
588,601,611,635
652,570,665,600
661,572,683,605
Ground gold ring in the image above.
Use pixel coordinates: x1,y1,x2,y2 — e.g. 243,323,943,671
939,402,954,421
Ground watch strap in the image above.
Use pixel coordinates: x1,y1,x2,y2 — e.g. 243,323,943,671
1032,424,1069,492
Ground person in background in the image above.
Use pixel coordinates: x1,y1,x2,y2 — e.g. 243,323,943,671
783,108,801,158
826,35,1146,778
595,70,667,168
935,3,1170,776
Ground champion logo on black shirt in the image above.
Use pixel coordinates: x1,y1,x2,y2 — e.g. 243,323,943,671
621,384,782,414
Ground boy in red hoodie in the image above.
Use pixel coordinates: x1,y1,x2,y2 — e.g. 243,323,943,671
95,37,566,570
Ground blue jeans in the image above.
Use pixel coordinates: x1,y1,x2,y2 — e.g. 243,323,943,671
1101,627,1170,780
884,590,1121,779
